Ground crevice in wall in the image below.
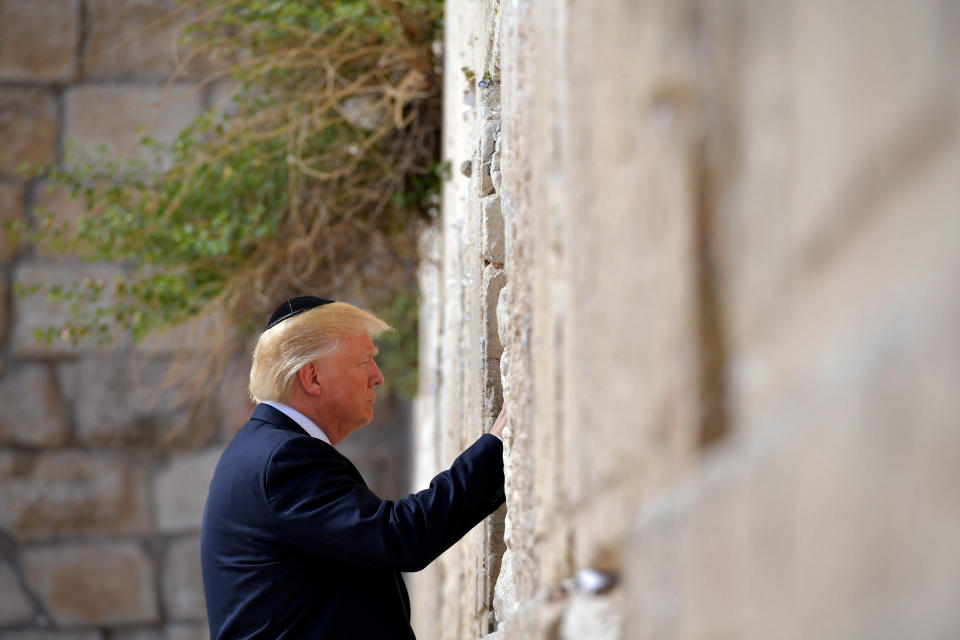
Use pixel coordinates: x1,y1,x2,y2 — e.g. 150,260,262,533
76,0,90,81
691,134,731,448
0,527,49,627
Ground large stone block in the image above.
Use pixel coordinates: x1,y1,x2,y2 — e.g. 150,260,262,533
481,265,506,361
0,632,101,640
560,0,706,566
559,593,624,640
0,558,33,625
0,451,150,541
64,85,201,169
482,358,502,417
216,354,257,441
0,364,70,447
164,624,210,640
154,448,221,532
0,0,80,81
481,195,505,265
0,183,25,262
162,535,205,620
0,272,8,346
10,262,132,358
495,596,566,640
85,0,190,78
0,89,58,176
31,182,90,259
476,505,506,619
419,0,960,636
56,356,189,446
113,625,209,640
24,542,158,626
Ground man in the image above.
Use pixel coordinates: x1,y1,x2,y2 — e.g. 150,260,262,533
201,296,507,639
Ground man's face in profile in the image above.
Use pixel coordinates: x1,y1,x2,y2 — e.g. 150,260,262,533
315,333,384,438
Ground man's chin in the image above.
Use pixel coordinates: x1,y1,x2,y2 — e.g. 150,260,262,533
357,409,375,429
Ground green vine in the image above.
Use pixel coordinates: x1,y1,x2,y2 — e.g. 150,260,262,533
12,0,444,398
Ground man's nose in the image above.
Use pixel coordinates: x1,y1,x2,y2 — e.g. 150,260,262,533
371,362,384,386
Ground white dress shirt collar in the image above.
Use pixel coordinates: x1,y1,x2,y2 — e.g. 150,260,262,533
262,401,331,445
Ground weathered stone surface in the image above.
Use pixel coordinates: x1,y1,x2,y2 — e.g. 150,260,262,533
0,452,150,541
476,505,506,628
492,548,516,624
0,558,33,625
559,593,623,640
162,536,205,620
0,183,25,262
0,89,58,176
111,631,163,640
10,262,133,357
479,120,500,164
154,448,221,532
56,357,189,446
85,0,192,78
479,86,501,114
495,597,565,639
137,313,221,362
165,624,209,640
481,358,502,416
481,265,506,361
24,542,158,626
64,85,202,169
480,195,505,265
421,0,960,638
0,364,70,447
0,273,8,346
32,182,90,258
490,155,502,195
478,162,495,197
0,632,101,640
495,284,510,355
0,0,80,81
113,625,209,640
217,354,257,441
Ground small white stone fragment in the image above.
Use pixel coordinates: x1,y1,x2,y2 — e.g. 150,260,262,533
573,568,618,594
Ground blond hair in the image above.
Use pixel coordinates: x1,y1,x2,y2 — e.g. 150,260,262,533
249,301,391,403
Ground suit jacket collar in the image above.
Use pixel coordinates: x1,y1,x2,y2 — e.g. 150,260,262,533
249,403,368,487
251,402,309,437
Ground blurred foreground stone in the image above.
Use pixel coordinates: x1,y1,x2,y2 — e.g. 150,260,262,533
411,0,960,638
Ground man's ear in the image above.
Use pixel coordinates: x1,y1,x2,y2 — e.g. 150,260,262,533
296,361,324,397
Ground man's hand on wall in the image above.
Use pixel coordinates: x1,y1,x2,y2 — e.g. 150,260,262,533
490,404,508,438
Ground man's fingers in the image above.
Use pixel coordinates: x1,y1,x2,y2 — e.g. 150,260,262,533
490,404,508,436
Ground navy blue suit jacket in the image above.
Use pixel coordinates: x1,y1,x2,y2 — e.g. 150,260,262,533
201,404,505,639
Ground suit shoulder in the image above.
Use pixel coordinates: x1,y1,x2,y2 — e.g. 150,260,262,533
262,431,350,479
212,421,316,484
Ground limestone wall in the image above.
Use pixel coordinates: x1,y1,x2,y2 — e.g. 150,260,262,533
0,2,411,638
0,2,215,636
412,0,960,638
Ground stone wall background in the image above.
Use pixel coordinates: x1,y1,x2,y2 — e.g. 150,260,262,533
0,2,411,638
412,0,960,639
